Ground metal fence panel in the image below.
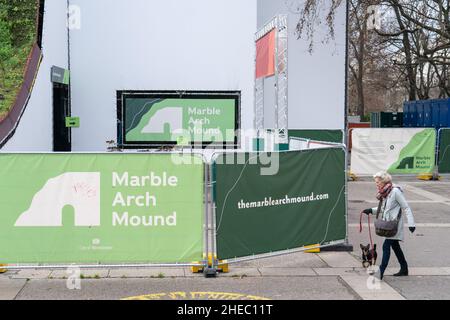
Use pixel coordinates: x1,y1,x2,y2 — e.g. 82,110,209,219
212,148,347,260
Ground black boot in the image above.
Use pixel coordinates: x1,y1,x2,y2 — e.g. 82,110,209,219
393,269,408,277
391,242,408,277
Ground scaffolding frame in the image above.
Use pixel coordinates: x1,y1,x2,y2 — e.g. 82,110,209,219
254,15,289,146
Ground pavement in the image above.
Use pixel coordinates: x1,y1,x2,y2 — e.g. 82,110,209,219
1,176,450,300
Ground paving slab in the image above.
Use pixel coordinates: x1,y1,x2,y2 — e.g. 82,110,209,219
233,252,327,268
218,267,262,278
417,184,450,200
0,270,18,277
258,268,316,277
108,268,186,278
0,279,27,300
11,269,52,280
317,252,362,268
49,268,110,279
340,275,405,300
405,184,450,202
385,276,450,300
385,267,450,276
313,268,366,276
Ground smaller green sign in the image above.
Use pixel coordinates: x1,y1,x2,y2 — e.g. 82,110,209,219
388,129,436,174
66,117,80,128
51,66,70,85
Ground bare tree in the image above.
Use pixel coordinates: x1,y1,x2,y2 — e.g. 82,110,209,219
296,0,450,119
375,0,450,100
295,0,344,53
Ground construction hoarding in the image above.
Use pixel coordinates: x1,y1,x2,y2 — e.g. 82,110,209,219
351,129,436,176
213,148,346,260
0,153,204,264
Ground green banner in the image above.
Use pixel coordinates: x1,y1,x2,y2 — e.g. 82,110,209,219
439,129,450,174
125,98,236,144
214,148,346,260
289,130,344,144
387,129,436,174
0,154,204,264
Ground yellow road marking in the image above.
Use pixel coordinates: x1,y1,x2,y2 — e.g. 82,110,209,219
122,291,270,300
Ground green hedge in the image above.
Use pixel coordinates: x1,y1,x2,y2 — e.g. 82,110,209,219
0,0,38,118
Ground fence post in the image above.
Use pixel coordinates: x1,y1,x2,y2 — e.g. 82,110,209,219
192,156,210,274
321,146,353,252
202,159,217,277
434,128,442,180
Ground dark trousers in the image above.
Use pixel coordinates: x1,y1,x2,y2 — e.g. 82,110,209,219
379,239,408,276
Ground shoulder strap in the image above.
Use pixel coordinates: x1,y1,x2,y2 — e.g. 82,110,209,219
376,187,402,220
376,199,383,219
396,208,402,221
393,187,403,220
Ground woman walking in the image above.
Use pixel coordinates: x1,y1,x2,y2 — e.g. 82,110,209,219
363,171,416,280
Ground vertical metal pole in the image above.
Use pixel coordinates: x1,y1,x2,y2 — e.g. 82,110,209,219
284,16,289,144
344,145,350,247
210,160,218,268
275,15,289,146
254,32,257,140
261,77,264,143
204,160,209,267
66,0,72,146
274,16,279,138
436,128,442,178
255,78,265,146
254,35,259,145
344,0,351,246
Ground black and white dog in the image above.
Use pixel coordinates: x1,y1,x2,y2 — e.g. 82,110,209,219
360,244,377,268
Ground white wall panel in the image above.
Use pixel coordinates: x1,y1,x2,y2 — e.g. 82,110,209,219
4,0,69,151
69,0,257,151
258,0,347,130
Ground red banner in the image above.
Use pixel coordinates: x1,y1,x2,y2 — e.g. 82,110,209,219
256,29,276,79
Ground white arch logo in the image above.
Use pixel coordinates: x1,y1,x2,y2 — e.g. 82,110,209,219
15,173,101,227
141,107,183,134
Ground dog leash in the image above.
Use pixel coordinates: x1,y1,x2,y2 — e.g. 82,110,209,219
359,211,375,258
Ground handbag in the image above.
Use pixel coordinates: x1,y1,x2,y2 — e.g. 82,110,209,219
374,198,402,238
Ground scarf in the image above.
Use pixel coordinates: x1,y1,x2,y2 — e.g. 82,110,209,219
376,182,393,200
